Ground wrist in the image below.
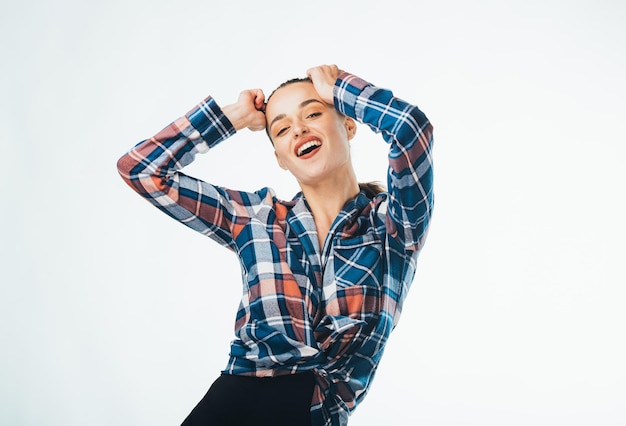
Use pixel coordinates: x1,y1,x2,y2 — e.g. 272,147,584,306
222,103,246,131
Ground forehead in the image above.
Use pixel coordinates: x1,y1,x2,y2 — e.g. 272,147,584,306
265,82,321,118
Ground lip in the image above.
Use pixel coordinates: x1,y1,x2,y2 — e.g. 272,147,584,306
293,136,322,157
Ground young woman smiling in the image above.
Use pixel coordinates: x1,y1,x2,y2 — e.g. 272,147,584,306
117,64,434,425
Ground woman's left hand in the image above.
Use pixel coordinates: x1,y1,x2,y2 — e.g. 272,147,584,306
306,64,343,105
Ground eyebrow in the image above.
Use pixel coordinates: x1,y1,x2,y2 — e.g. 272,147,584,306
268,99,325,131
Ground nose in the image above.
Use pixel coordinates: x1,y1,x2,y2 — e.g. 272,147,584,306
293,120,308,137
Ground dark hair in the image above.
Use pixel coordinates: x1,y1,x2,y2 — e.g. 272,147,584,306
359,181,387,198
268,77,312,101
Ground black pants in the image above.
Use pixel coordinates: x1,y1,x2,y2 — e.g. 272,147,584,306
181,371,316,426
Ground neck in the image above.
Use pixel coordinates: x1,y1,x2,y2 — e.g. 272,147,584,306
299,170,360,247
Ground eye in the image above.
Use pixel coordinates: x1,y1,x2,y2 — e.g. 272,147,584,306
307,111,322,119
276,126,289,137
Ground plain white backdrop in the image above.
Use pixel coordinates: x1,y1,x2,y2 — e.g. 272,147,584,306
1,0,625,425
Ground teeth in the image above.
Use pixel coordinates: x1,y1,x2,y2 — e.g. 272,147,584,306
297,141,321,157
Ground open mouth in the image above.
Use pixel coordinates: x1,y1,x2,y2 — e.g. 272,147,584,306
296,140,322,157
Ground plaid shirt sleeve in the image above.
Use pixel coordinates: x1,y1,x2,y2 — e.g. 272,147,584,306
334,73,434,251
307,73,434,425
118,75,434,426
117,96,268,249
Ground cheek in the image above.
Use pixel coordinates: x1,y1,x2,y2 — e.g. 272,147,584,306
274,149,289,170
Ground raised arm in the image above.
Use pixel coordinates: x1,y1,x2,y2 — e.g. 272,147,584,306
116,90,268,249
333,71,434,251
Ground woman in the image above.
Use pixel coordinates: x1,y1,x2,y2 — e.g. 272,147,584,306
117,64,434,425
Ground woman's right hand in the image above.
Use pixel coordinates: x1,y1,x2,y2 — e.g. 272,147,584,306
222,89,267,132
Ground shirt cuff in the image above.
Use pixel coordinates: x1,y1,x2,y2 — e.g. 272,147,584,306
333,72,372,119
186,96,237,148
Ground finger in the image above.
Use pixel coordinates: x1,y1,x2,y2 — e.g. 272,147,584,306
306,65,322,80
253,89,266,111
326,64,339,80
307,65,339,84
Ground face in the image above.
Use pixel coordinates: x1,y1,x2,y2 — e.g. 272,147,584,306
265,82,357,186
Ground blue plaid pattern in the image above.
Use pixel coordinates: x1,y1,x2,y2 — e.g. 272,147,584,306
117,72,434,425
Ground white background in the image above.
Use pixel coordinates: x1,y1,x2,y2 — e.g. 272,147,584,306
1,0,625,425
